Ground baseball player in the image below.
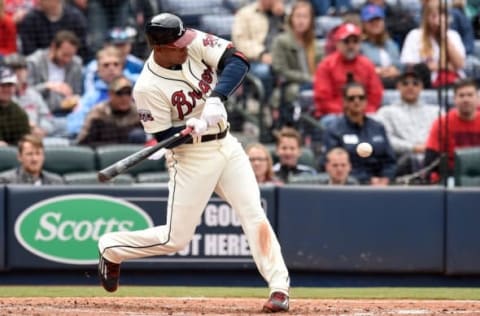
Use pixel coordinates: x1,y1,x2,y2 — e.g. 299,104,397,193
97,13,290,313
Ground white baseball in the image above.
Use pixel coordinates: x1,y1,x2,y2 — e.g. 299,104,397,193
356,142,373,158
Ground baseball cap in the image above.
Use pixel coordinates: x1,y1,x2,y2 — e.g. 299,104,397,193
335,23,362,41
109,77,132,92
399,65,422,80
108,26,137,44
360,4,385,22
0,67,17,85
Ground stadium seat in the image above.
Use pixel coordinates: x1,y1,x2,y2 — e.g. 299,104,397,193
136,171,170,183
288,172,329,185
315,16,343,38
382,89,400,106
454,147,480,187
43,145,96,175
0,146,18,172
475,40,480,59
63,172,135,185
95,144,166,177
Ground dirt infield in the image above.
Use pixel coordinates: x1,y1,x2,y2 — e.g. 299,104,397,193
2,297,480,315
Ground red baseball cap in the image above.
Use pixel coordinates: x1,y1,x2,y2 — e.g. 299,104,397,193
335,23,362,41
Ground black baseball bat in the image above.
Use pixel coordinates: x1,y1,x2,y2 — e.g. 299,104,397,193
97,127,193,182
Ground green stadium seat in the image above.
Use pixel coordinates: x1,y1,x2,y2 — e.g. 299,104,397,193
454,147,480,187
43,145,96,175
95,144,166,177
63,172,134,185
0,146,18,172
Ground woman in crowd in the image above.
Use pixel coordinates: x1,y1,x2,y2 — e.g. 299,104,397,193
245,143,282,185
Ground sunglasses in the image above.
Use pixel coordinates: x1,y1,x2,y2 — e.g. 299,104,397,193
101,61,121,68
401,79,421,86
345,94,366,102
115,88,132,96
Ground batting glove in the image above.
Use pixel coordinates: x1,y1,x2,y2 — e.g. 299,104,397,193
201,97,227,126
186,117,208,136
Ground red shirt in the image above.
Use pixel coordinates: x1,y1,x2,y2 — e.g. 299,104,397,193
426,109,480,170
313,51,383,118
0,14,17,55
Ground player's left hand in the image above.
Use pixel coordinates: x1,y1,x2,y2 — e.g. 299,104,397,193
201,97,227,126
186,117,208,136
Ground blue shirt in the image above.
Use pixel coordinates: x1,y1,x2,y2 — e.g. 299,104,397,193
322,115,397,184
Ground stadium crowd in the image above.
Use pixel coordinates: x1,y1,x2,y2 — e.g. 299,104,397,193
0,0,480,186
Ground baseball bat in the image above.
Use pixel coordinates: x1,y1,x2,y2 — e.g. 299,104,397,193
97,127,193,182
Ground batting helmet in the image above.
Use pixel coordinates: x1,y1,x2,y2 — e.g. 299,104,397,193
145,13,196,48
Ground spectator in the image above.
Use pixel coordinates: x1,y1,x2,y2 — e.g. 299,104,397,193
321,147,358,185
314,23,383,125
400,0,466,88
4,53,58,138
271,0,323,127
18,0,88,60
310,0,351,16
66,45,123,138
0,66,30,146
360,4,401,89
26,30,83,117
83,27,144,94
246,142,282,185
322,81,396,185
0,0,17,56
366,0,417,49
324,10,361,56
273,126,317,183
4,0,37,24
86,0,132,58
232,0,285,101
76,76,145,146
0,133,63,184
424,78,480,182
374,66,439,176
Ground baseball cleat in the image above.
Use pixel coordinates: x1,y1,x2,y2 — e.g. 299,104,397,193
262,291,289,313
98,253,120,292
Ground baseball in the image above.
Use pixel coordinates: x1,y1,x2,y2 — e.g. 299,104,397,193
356,142,373,158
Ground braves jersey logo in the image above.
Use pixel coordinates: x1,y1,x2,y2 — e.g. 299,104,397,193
171,66,214,120
138,109,154,122
202,34,218,48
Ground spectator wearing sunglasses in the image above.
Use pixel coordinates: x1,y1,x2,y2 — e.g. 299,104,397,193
76,76,145,146
321,81,396,185
66,46,123,138
314,23,383,127
374,66,439,177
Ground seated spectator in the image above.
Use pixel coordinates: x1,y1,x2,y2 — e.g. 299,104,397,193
26,30,83,116
424,78,480,182
83,26,144,94
0,66,30,146
4,53,59,138
374,66,439,176
0,0,17,56
232,0,285,102
76,76,145,146
273,126,317,183
246,142,282,185
0,134,63,184
360,4,401,89
321,147,358,185
271,0,323,127
314,23,383,125
18,0,88,61
401,0,466,88
324,11,361,56
66,45,124,138
322,81,396,185
365,0,417,49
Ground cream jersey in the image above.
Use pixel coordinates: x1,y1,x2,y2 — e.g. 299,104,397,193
133,30,230,135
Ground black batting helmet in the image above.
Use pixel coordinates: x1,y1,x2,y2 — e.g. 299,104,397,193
145,13,196,48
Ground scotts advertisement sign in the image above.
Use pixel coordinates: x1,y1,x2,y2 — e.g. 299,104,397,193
14,194,153,265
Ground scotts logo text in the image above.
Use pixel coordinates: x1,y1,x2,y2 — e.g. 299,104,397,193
14,194,153,265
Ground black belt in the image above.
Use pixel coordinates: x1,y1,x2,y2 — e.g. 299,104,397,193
184,128,228,144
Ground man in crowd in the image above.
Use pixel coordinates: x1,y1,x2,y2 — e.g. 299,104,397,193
321,147,358,185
